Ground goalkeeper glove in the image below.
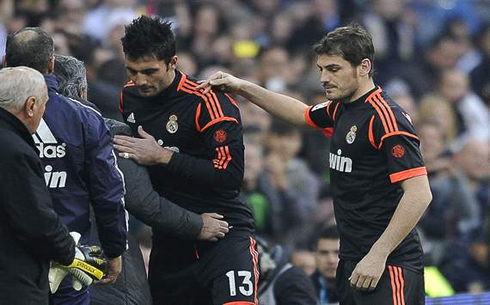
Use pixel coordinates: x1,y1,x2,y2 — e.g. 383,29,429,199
49,232,108,293
68,245,107,282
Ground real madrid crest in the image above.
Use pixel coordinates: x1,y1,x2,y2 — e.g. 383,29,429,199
166,114,178,134
346,125,357,144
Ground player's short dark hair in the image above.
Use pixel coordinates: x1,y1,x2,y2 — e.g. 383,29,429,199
121,15,176,63
6,27,54,73
318,225,340,241
313,24,375,77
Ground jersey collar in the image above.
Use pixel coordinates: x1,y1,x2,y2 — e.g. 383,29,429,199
344,86,380,109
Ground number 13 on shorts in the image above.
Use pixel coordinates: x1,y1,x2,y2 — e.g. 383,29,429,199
226,270,254,297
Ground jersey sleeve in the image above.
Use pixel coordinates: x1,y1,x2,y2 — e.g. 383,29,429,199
83,109,128,258
166,90,244,190
370,106,427,184
304,100,340,137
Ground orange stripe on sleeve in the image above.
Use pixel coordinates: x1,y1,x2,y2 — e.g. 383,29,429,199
374,93,398,131
219,147,227,168
372,95,395,133
304,106,318,128
181,85,216,120
177,72,187,91
398,267,406,305
210,90,225,117
186,78,231,115
332,102,340,120
304,106,334,137
379,131,419,149
390,167,427,183
200,117,239,133
183,82,219,118
326,101,333,118
195,103,202,132
368,99,390,134
213,147,223,169
222,146,232,169
364,87,382,103
389,266,399,305
368,115,377,149
223,302,255,305
225,93,239,108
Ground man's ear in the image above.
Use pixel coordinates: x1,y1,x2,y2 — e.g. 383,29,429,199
358,58,372,77
48,55,55,73
24,96,37,117
169,56,178,69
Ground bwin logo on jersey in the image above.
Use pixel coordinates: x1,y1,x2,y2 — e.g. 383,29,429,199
33,119,66,158
44,165,67,188
329,149,353,173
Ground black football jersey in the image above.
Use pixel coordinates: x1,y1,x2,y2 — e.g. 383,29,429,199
306,87,426,271
120,70,254,239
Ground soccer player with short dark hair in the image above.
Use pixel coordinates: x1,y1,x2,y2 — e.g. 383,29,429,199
200,24,432,305
113,16,258,305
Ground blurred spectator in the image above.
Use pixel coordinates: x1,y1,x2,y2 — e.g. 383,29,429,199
82,0,138,44
311,225,340,305
417,120,480,267
290,249,317,276
362,0,416,84
443,17,482,74
398,35,460,98
436,69,490,142
439,137,490,292
241,138,286,242
471,23,490,106
264,119,320,248
418,94,457,142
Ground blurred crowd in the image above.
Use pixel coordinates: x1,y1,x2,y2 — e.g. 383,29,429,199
1,0,490,296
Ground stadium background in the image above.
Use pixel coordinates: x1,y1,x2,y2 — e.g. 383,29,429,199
1,0,489,302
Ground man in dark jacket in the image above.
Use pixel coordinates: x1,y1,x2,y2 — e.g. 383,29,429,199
5,27,128,304
0,66,76,305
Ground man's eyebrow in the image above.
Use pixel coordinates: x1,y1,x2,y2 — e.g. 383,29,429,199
125,67,158,73
317,64,341,69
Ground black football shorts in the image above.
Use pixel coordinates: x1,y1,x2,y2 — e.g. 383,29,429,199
337,259,425,305
149,232,259,305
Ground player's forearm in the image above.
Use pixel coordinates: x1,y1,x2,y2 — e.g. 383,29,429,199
370,175,432,257
167,152,243,190
236,80,308,128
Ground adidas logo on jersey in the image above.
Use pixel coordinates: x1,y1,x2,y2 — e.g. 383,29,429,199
329,149,353,173
127,113,136,123
33,119,66,159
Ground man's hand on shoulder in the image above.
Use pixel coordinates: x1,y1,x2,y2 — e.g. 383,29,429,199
113,126,173,165
198,213,230,242
197,71,244,95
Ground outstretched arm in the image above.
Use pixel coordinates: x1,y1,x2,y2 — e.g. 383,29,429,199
198,71,308,127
